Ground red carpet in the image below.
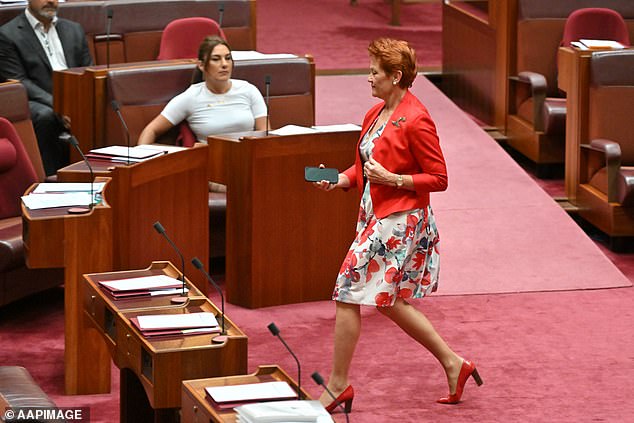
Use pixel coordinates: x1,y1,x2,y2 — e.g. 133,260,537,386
257,0,442,71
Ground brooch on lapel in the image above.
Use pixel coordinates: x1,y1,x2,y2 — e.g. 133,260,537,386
391,117,406,127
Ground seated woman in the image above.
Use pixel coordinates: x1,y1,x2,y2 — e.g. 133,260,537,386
138,35,268,145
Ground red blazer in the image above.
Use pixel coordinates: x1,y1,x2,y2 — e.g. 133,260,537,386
343,91,448,219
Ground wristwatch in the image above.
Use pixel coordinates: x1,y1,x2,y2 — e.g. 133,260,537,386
395,175,404,188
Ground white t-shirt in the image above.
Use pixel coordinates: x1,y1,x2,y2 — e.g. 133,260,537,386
161,79,267,142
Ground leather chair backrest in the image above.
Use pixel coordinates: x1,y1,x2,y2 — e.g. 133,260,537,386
0,118,38,220
589,50,634,164
107,63,195,146
562,8,630,47
0,82,45,181
157,17,226,60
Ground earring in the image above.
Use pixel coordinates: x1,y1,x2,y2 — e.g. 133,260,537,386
393,80,398,85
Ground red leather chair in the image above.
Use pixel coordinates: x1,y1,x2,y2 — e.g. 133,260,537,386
157,17,226,60
562,8,630,47
0,117,37,221
0,117,62,306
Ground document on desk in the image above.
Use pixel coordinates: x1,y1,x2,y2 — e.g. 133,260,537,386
130,312,219,337
231,51,297,61
136,312,218,330
235,400,333,423
21,192,93,210
86,145,166,162
32,182,106,194
270,124,361,136
206,381,297,406
99,275,182,293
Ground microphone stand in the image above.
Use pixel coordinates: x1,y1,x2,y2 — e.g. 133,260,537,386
105,8,113,68
191,257,228,343
311,372,350,423
60,132,95,214
152,221,188,304
267,322,301,400
111,100,131,165
218,2,225,28
264,75,271,136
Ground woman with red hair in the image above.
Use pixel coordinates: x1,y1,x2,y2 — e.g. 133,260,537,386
315,38,482,413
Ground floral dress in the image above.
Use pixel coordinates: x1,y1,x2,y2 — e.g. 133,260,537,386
333,122,441,307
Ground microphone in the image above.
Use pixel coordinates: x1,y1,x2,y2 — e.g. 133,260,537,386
191,257,228,343
218,2,225,28
152,221,188,304
111,100,131,165
60,132,95,215
267,322,301,400
311,372,350,422
264,75,271,136
105,8,113,68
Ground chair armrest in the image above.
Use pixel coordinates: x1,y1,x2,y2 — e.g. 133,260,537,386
584,139,622,202
514,71,548,131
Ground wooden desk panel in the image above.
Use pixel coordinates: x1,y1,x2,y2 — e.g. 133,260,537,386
181,365,309,423
84,262,248,421
557,47,592,202
57,145,210,292
208,130,359,308
22,178,114,395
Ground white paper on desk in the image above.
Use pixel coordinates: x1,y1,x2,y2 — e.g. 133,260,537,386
136,312,218,330
232,51,297,61
21,192,93,209
206,381,296,403
269,125,318,136
99,275,182,292
32,182,106,194
579,39,625,49
89,145,164,159
135,144,187,154
235,400,333,423
311,124,361,133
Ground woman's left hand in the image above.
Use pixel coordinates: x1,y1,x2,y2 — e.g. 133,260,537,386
364,157,396,186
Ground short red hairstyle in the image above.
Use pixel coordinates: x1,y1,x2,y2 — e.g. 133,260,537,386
368,38,417,88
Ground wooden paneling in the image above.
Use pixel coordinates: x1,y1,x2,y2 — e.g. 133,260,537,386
208,130,359,308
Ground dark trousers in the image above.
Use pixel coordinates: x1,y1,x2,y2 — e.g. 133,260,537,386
29,100,68,176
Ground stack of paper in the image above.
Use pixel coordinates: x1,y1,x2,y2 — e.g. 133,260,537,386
235,400,333,423
86,145,166,163
130,312,219,338
269,124,361,136
22,182,105,210
98,275,185,299
205,381,297,410
570,39,626,50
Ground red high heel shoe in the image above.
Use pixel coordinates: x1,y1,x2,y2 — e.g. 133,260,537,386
325,385,354,413
437,360,483,404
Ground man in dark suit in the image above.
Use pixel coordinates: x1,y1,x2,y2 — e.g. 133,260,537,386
0,0,92,176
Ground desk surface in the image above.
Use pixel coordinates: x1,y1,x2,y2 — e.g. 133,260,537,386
181,365,310,423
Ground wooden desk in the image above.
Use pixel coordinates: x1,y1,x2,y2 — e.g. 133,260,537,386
57,145,210,292
84,262,248,423
22,178,114,395
181,365,309,423
207,130,359,308
557,46,593,202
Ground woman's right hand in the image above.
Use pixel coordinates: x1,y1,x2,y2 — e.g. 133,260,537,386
313,164,350,191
